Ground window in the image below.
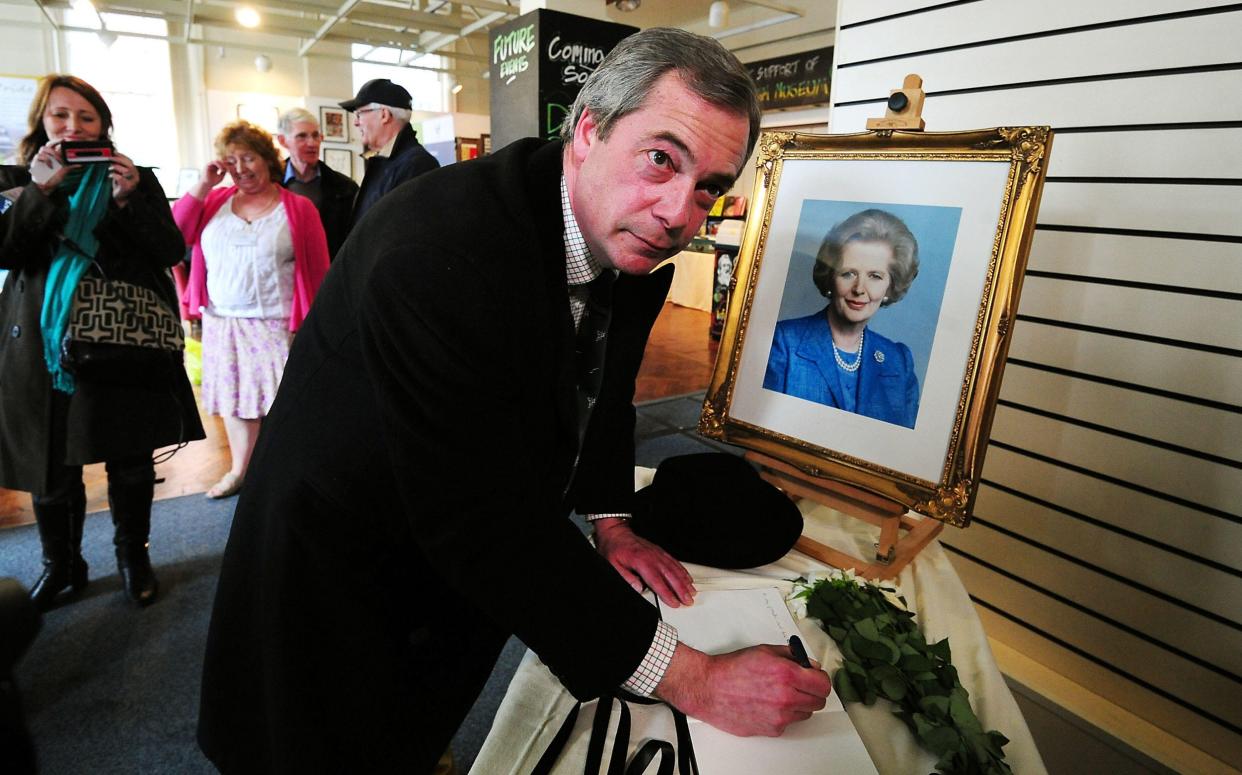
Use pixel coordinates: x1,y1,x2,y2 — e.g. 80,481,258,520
62,10,179,196
351,44,447,113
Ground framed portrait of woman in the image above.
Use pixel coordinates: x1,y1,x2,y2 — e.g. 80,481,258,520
702,127,1052,526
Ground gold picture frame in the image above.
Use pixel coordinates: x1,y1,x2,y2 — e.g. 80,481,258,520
701,127,1052,527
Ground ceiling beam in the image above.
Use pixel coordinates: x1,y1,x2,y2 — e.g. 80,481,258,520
31,0,60,28
454,0,518,15
713,11,802,40
420,9,505,55
741,0,805,15
298,0,361,56
343,7,462,34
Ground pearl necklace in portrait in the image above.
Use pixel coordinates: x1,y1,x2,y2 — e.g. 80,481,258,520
833,327,864,373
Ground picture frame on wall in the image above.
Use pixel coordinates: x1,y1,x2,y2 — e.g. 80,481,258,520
701,127,1053,526
320,106,349,142
323,147,353,178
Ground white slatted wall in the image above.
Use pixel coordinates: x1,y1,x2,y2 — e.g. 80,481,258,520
831,1,1242,767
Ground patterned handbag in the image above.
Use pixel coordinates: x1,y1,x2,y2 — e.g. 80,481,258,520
60,273,185,383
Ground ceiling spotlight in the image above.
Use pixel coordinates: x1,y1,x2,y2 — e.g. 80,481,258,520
234,6,261,28
97,29,118,47
614,0,641,11
451,82,464,95
254,54,272,72
709,1,730,28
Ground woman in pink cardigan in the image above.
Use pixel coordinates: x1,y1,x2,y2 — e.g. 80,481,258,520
174,120,329,498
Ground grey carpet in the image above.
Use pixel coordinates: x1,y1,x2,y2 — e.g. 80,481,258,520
0,391,734,773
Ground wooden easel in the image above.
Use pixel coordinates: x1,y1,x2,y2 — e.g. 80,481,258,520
747,75,942,580
866,73,926,131
747,451,943,580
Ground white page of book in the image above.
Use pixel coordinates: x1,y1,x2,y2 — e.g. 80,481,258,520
642,587,877,774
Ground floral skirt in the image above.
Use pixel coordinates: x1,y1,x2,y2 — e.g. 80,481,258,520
201,312,291,420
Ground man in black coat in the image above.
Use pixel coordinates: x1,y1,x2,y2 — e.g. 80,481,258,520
341,78,440,224
276,107,359,260
197,28,831,774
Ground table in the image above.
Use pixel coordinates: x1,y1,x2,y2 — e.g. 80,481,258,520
665,249,715,312
470,469,1048,774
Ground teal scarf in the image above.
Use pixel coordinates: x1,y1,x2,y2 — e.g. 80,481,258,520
39,164,113,394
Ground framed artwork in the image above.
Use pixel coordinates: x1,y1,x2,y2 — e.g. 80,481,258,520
323,147,353,178
320,106,349,142
701,127,1053,526
457,137,480,162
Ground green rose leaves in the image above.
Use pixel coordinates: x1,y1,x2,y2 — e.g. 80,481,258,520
795,575,1012,775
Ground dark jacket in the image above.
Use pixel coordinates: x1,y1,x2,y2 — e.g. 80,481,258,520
351,122,439,224
763,308,920,428
0,165,205,493
282,161,358,260
198,138,672,773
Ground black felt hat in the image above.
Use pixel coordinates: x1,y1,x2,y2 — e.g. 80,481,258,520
630,453,803,569
340,78,412,111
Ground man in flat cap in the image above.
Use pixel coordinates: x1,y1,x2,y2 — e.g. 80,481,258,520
340,78,439,224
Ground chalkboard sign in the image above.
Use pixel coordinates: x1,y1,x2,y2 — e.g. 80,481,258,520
745,48,832,111
489,10,636,151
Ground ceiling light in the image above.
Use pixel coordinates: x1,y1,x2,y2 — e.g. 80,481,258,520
254,54,272,72
70,0,95,13
97,29,118,47
451,82,464,95
614,0,641,11
709,1,730,28
235,6,261,28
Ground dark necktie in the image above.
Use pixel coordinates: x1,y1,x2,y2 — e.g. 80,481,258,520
574,270,615,441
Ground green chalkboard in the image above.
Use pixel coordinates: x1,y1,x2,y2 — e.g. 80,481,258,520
745,48,832,111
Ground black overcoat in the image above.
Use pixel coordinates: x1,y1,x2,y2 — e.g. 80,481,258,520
283,161,358,260
198,138,672,773
351,122,440,224
0,165,205,493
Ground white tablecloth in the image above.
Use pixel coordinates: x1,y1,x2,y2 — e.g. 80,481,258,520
665,249,715,312
470,469,1048,774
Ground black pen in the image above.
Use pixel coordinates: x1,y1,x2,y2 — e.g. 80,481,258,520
788,635,812,668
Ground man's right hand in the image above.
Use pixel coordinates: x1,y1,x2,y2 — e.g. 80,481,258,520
653,642,832,737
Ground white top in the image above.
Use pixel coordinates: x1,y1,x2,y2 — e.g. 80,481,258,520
201,196,295,319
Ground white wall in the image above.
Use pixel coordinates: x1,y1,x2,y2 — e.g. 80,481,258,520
831,1,1242,770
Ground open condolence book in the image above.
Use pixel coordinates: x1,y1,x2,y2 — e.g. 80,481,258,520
652,587,878,775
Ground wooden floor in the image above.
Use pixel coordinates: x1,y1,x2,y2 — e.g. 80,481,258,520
0,302,718,529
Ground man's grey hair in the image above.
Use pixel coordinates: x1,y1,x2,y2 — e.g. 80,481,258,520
368,102,411,123
277,107,318,136
559,27,761,163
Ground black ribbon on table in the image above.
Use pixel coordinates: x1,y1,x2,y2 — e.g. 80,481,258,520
530,688,698,775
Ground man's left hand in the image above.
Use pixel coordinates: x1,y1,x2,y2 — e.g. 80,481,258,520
594,518,695,607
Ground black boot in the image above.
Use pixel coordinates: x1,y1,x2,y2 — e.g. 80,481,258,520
68,483,89,592
108,467,158,607
28,498,88,612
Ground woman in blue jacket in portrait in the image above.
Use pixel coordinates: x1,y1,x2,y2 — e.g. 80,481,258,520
763,208,921,428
